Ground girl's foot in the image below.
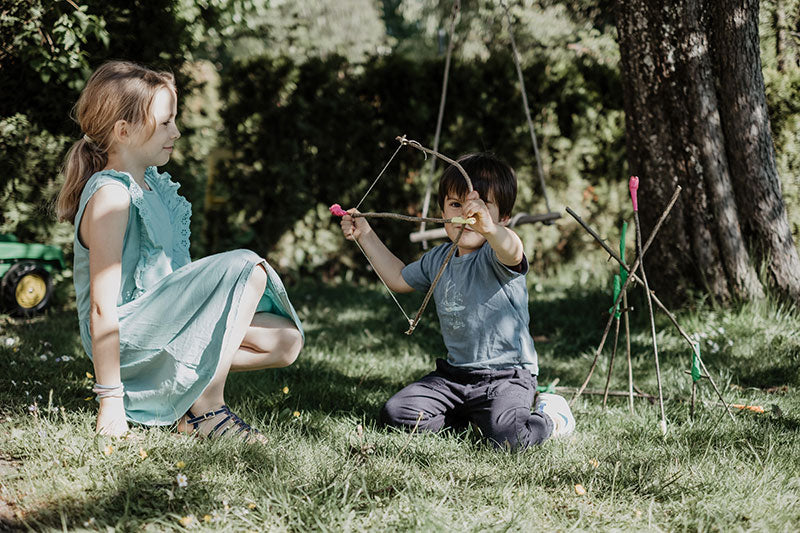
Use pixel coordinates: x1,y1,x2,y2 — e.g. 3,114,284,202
177,405,267,444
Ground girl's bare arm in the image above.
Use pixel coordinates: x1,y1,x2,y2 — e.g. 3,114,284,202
81,185,130,435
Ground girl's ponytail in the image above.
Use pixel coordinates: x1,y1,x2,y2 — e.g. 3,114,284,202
56,136,108,223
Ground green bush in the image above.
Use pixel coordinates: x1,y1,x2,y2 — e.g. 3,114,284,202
214,50,626,279
0,115,73,247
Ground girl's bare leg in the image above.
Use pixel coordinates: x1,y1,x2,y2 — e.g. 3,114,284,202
177,264,267,434
230,312,303,372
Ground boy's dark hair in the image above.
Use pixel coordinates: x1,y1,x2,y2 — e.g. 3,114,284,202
437,153,517,218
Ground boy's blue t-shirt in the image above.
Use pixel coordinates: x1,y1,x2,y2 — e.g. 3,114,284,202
401,241,538,374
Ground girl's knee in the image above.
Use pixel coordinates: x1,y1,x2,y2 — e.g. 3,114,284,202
247,263,268,294
273,327,303,367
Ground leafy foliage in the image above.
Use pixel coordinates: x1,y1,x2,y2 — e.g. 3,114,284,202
0,0,108,89
0,114,73,246
178,0,390,67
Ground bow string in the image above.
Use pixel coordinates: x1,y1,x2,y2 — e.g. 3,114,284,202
332,135,474,334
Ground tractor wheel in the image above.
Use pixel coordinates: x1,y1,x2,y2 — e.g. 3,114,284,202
1,262,52,316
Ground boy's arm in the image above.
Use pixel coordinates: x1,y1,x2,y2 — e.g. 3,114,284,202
463,191,525,267
340,209,415,293
484,224,525,267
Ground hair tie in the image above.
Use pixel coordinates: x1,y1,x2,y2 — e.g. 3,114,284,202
83,133,95,144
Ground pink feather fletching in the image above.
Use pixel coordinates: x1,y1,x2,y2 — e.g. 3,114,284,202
329,203,348,217
629,176,640,212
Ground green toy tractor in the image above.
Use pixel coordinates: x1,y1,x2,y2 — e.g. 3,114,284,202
0,234,65,316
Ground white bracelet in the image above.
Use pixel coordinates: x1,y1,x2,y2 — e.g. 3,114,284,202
92,382,124,399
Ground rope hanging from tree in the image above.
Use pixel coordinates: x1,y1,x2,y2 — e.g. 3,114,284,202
418,0,460,249
412,0,560,246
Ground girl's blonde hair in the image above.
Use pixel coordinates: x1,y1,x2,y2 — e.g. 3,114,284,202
56,61,176,223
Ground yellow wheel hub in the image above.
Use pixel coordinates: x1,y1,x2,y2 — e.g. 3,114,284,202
15,273,46,309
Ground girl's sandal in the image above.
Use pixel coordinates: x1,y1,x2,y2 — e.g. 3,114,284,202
183,405,267,444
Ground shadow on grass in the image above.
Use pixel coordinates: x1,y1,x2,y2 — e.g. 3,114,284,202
228,357,397,424
2,279,798,427
290,281,447,354
726,333,800,388
529,285,658,387
4,442,311,531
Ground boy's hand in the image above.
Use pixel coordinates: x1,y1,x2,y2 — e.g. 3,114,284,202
340,208,373,242
462,190,497,235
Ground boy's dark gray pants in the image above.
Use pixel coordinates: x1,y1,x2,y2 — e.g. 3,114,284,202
380,359,553,449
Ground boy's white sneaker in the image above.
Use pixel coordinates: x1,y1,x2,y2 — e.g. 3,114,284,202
535,393,576,438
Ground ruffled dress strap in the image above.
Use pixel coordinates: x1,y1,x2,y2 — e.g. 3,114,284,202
145,167,192,269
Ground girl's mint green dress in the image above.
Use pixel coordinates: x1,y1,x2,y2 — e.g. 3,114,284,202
73,167,303,426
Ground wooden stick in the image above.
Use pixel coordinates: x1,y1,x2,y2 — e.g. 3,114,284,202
558,387,656,399
501,0,553,215
624,290,634,414
587,219,735,421
558,387,759,415
570,307,617,406
566,187,682,295
405,225,465,335
567,188,680,406
353,212,472,225
397,135,474,192
565,190,737,422
603,316,621,409
509,212,561,226
418,0,460,247
633,205,667,434
395,135,473,335
628,176,665,434
599,272,736,420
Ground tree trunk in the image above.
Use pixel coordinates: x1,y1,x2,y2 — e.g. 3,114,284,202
613,0,800,304
710,0,800,302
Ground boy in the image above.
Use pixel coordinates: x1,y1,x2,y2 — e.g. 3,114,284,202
340,153,574,449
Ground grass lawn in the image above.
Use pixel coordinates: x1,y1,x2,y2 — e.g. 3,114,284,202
1,277,799,531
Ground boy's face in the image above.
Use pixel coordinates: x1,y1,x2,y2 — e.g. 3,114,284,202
442,189,507,254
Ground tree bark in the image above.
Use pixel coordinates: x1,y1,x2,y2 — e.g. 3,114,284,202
613,0,800,304
709,0,800,302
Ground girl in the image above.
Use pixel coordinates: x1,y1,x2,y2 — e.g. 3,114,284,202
56,61,304,441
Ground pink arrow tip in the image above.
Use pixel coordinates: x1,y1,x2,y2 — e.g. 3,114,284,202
629,176,640,212
329,203,347,217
